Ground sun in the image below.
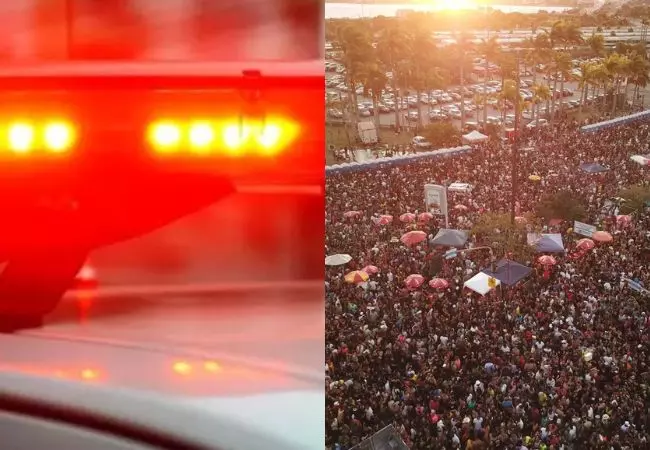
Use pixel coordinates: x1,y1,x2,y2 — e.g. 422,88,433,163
435,0,476,11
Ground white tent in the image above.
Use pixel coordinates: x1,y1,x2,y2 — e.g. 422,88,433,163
464,272,500,296
631,154,650,166
325,254,352,266
462,130,488,144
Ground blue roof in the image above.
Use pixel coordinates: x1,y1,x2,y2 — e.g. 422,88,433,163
482,259,532,286
326,145,473,175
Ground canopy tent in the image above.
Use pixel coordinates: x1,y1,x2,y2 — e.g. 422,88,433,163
326,146,472,175
481,259,532,286
431,229,469,247
631,154,650,166
580,109,650,133
462,130,488,144
579,163,609,173
464,272,500,296
325,254,352,266
527,233,565,253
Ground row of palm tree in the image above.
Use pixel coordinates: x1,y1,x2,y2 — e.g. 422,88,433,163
328,18,650,138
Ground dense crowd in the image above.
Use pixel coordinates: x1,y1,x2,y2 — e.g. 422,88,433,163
325,120,650,450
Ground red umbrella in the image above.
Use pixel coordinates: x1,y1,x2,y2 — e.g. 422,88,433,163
405,274,425,289
537,255,557,266
400,213,416,223
362,265,379,275
400,230,427,246
428,278,449,289
343,210,362,219
373,215,393,226
616,215,632,227
418,212,434,222
576,238,595,250
592,231,613,243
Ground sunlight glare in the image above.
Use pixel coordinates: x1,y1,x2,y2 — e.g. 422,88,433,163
434,0,476,11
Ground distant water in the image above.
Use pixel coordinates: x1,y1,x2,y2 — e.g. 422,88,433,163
325,2,573,19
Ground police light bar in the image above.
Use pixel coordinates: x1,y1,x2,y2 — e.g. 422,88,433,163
0,61,324,183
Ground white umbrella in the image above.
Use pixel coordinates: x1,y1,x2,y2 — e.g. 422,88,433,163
325,254,352,266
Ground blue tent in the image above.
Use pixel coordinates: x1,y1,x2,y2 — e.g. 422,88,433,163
527,233,565,253
579,163,609,173
482,259,532,286
431,229,469,247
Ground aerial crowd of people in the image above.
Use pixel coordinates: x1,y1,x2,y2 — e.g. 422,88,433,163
325,119,650,450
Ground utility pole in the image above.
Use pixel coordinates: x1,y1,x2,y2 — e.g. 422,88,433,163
510,50,521,226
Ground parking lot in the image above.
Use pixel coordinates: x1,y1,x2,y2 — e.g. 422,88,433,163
326,64,595,132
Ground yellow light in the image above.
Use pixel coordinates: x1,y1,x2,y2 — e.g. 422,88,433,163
253,119,299,156
8,123,34,153
44,122,75,152
80,369,99,380
188,121,215,151
204,361,222,373
223,124,251,155
257,124,283,154
149,121,181,152
173,361,192,375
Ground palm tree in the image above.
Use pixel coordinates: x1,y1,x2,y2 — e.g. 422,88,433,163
604,53,630,114
362,65,388,130
586,33,605,58
452,32,474,131
332,25,374,138
627,55,650,106
532,84,551,120
407,28,440,130
577,62,595,115
501,79,523,125
479,36,500,124
554,52,573,117
376,23,410,132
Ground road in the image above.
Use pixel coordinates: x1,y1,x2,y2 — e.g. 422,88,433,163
28,284,324,378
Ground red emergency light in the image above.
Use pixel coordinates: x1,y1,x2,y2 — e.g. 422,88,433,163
0,61,324,183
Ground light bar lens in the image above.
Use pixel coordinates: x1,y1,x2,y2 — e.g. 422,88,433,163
3,120,76,155
148,121,182,152
44,122,75,152
8,123,34,153
147,117,299,157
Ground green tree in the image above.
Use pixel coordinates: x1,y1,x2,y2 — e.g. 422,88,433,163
362,65,388,130
479,36,501,124
470,212,535,261
421,122,461,149
376,22,410,131
618,185,650,213
331,25,374,140
536,191,586,222
554,52,573,117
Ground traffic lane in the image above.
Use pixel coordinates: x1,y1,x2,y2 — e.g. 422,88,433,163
37,286,325,376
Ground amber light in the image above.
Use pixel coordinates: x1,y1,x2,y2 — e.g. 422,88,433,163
5,120,76,154
147,117,299,157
